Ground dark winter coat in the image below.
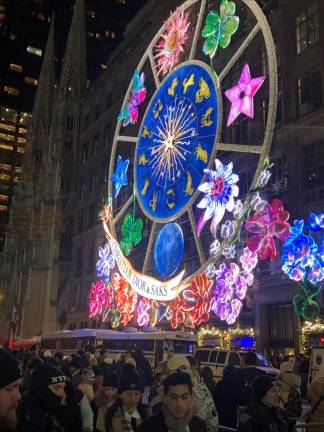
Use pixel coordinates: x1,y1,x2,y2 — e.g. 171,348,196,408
213,377,240,428
237,366,267,406
139,410,207,432
18,397,64,432
238,402,296,432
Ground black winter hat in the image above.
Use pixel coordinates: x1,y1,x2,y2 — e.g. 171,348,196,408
0,349,22,389
253,375,275,400
118,372,142,394
103,373,118,388
31,363,66,392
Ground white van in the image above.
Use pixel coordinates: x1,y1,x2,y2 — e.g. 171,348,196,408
194,347,279,381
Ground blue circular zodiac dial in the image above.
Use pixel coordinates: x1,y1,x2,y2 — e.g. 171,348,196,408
135,61,220,221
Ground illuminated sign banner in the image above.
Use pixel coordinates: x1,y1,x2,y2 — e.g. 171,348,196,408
104,221,188,301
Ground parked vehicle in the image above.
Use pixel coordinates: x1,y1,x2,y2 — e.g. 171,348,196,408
194,347,279,381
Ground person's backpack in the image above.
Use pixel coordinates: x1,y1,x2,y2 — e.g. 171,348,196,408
284,389,302,418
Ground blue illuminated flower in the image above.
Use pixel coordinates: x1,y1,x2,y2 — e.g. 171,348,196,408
197,159,239,237
96,243,115,281
307,213,324,232
281,219,323,284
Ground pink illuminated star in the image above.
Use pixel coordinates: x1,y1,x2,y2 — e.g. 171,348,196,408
225,64,266,126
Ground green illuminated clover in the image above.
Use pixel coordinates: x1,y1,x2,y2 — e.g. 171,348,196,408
202,0,239,59
120,213,143,256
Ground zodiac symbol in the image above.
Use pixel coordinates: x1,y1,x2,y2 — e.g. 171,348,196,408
194,144,208,163
153,99,163,119
167,189,175,196
201,107,214,127
138,154,149,165
168,78,178,96
184,171,194,196
183,74,195,94
141,179,150,196
167,200,175,209
149,191,158,212
195,78,211,103
142,125,152,138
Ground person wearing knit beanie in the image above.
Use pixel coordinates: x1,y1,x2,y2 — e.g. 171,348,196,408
0,349,22,431
94,373,119,432
20,363,66,431
238,375,293,432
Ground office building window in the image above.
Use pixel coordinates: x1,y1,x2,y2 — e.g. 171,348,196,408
86,241,94,273
26,45,42,56
82,142,89,164
104,123,111,149
88,202,95,226
10,64,22,73
75,246,83,276
77,209,84,232
83,114,90,131
24,76,38,86
92,133,100,156
296,70,321,117
3,86,20,96
303,140,324,192
66,114,74,132
295,3,319,54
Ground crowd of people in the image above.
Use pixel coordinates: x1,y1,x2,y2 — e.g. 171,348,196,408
0,346,324,432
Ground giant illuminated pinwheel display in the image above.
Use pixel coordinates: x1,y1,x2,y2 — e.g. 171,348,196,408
88,0,286,329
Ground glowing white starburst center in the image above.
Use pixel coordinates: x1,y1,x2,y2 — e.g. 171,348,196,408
149,98,197,186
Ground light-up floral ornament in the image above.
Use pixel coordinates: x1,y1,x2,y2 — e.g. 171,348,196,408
111,155,130,198
96,243,115,281
167,297,186,329
120,213,143,256
245,199,290,260
240,247,258,272
202,0,239,59
113,273,137,326
210,239,221,257
205,263,216,279
307,213,324,232
223,244,236,259
182,274,214,327
118,69,147,126
154,8,190,76
212,262,254,325
197,159,239,237
220,220,237,240
250,192,268,213
257,169,272,188
225,64,266,126
137,298,150,327
89,279,110,318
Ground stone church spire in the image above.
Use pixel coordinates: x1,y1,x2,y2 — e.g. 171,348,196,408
30,14,56,135
58,0,87,102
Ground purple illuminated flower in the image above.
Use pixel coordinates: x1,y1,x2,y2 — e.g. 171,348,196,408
96,243,115,281
220,220,237,239
240,247,258,272
223,244,236,259
197,159,239,237
225,64,266,126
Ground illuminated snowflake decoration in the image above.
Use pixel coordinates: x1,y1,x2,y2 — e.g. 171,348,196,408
197,159,239,237
154,8,190,76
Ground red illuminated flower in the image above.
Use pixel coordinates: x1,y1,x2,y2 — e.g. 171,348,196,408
113,273,137,326
167,297,186,329
183,274,214,326
245,199,290,260
89,279,111,318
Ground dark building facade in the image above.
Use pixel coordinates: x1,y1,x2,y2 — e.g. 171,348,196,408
1,0,323,353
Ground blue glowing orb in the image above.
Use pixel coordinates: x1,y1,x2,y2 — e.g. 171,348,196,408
154,223,184,278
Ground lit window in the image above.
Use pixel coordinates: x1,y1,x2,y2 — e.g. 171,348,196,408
18,137,26,144
24,76,38,86
9,33,16,40
87,32,94,38
0,123,15,132
105,31,110,37
295,3,319,54
3,86,20,96
86,10,95,18
296,70,322,117
0,13,5,21
0,173,10,182
10,64,22,73
0,163,11,171
0,205,8,212
101,64,108,70
0,133,14,142
0,194,8,202
16,148,24,154
95,32,101,39
0,144,13,151
111,32,116,39
19,127,27,134
37,12,45,21
27,46,42,56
